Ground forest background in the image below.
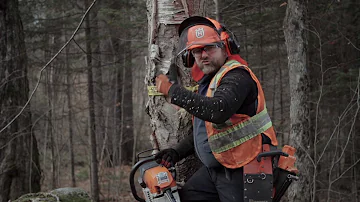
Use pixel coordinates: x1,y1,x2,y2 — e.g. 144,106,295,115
0,0,359,201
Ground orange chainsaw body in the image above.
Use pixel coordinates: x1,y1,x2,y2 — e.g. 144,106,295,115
143,166,177,194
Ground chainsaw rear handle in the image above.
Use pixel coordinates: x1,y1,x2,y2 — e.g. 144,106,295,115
256,150,289,162
130,156,155,202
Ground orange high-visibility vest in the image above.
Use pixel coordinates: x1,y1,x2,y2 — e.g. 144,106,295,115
205,60,278,169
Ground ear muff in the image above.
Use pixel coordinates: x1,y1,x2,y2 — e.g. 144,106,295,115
182,50,195,68
225,37,240,55
220,24,241,55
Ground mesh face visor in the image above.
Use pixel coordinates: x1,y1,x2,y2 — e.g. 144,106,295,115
177,25,222,56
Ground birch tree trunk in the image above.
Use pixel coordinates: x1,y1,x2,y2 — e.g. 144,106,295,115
0,0,41,200
283,0,312,201
146,0,205,182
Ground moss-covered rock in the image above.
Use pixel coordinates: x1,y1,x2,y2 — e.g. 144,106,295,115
14,187,91,202
14,192,58,202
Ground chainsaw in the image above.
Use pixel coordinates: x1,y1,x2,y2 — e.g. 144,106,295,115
129,152,181,202
130,145,298,202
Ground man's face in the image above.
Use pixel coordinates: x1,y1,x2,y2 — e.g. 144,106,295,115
191,43,227,75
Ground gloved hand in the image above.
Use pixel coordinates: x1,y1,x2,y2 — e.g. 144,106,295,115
155,148,180,168
155,74,173,96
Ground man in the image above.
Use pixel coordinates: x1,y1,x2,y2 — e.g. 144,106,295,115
155,16,278,202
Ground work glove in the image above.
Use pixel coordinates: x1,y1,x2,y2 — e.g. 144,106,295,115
155,148,180,168
155,135,195,168
155,74,173,96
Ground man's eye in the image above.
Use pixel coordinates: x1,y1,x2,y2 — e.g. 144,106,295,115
204,45,216,51
192,49,201,54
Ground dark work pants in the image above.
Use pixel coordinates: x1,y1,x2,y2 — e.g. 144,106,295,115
179,165,244,202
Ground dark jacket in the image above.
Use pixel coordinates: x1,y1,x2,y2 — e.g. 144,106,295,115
169,67,259,167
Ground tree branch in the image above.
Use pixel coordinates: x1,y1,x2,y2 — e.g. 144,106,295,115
0,0,97,134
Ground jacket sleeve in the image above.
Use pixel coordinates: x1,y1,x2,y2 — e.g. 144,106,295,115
168,68,257,124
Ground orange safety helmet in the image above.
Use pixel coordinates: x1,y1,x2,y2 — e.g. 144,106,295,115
185,25,222,49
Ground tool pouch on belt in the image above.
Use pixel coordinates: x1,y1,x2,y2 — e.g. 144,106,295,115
243,144,299,202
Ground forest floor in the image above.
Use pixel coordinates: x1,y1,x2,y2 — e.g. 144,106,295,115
41,164,139,201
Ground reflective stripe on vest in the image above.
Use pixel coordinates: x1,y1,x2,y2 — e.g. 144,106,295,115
208,61,239,96
208,107,272,153
207,60,273,153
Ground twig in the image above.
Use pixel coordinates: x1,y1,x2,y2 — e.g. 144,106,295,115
330,158,360,187
338,28,360,51
0,0,97,134
332,71,360,165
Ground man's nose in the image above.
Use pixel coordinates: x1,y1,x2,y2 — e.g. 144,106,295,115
201,49,209,58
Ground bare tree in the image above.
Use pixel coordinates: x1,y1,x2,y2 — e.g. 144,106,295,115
65,39,76,187
283,0,311,201
214,0,220,21
118,0,134,165
85,0,99,200
0,0,41,200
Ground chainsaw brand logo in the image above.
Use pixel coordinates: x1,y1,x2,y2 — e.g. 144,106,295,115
195,27,205,38
156,172,169,185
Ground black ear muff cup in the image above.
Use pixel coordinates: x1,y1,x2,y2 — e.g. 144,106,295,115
182,50,195,68
227,37,240,54
220,24,241,55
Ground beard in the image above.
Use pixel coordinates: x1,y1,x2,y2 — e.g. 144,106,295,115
199,63,219,74
195,49,227,74
198,59,224,74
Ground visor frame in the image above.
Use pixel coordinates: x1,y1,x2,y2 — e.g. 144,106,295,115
190,42,225,57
